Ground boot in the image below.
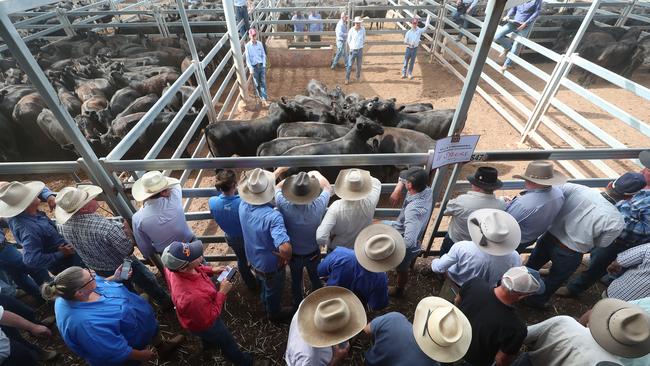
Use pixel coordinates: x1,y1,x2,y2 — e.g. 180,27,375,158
155,334,185,360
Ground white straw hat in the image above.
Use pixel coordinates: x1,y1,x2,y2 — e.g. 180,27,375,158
238,168,276,205
132,171,180,202
352,16,364,23
0,181,45,218
354,223,406,272
467,209,521,256
55,185,103,224
334,168,373,201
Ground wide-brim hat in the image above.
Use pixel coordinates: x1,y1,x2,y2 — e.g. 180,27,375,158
297,286,367,347
238,168,276,205
282,172,321,205
334,168,373,201
513,160,567,186
413,296,472,363
0,181,45,218
467,166,503,190
467,209,520,256
352,16,364,23
590,298,650,359
132,171,180,202
354,223,406,272
639,150,650,169
54,185,103,224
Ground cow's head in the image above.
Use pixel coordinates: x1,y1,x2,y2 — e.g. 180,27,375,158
277,97,309,121
355,117,384,140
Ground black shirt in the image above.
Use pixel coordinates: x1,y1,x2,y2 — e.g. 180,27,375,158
458,278,527,366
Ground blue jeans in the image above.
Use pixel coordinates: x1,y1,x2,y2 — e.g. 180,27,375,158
452,7,476,31
525,232,583,305
235,5,250,38
346,48,363,81
493,22,532,67
289,251,322,308
97,257,172,307
439,233,455,257
0,244,41,298
226,236,258,290
331,40,347,68
255,268,285,316
251,64,267,101
566,241,632,295
194,318,253,365
402,47,418,76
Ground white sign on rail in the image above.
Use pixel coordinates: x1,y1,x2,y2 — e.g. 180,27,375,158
431,135,481,170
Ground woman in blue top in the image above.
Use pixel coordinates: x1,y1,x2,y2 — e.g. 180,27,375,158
42,266,182,365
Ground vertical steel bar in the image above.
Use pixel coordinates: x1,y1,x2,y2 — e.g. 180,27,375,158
615,0,637,26
55,8,76,36
431,0,447,60
222,0,251,101
425,162,461,255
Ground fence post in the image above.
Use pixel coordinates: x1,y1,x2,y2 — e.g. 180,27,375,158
55,7,76,37
615,0,637,27
223,0,251,101
424,162,462,256
152,5,170,37
431,0,446,61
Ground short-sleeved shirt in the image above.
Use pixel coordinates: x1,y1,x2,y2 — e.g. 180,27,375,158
55,278,158,366
459,278,527,366
0,306,9,362
285,313,333,365
208,194,244,239
275,189,330,255
317,247,388,311
365,312,440,366
239,202,291,273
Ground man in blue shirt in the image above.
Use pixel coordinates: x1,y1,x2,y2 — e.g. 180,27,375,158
493,0,543,72
275,171,331,309
238,168,292,322
291,11,306,43
244,28,269,106
233,0,249,37
401,16,430,80
452,0,480,41
208,170,258,290
308,11,323,42
331,12,348,69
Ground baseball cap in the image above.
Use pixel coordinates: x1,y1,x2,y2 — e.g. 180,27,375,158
501,266,545,295
249,28,257,36
612,172,646,196
411,17,419,24
161,240,204,271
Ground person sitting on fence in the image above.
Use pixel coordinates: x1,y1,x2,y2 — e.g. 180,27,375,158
345,17,366,85
43,266,185,365
316,169,381,252
505,161,566,253
291,11,307,43
431,209,521,301
0,295,55,365
56,184,173,310
331,12,349,69
401,15,430,80
452,0,479,42
131,171,195,262
604,243,650,302
234,0,250,38
161,240,254,365
493,0,543,72
245,28,269,106
208,170,258,291
440,166,506,256
308,11,323,43
1,181,82,287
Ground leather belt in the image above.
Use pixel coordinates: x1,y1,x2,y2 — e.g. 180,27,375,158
292,250,319,259
549,234,579,253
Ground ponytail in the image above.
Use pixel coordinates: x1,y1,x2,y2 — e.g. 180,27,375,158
41,266,87,301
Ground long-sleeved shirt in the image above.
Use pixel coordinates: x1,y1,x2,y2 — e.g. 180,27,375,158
208,193,244,239
335,19,347,43
7,211,66,269
387,187,432,250
445,191,506,243
291,14,306,32
507,0,543,25
316,178,381,250
505,186,564,244
239,202,291,273
308,13,322,32
347,26,366,50
616,190,650,246
245,40,266,71
275,189,330,255
430,240,521,287
132,185,194,259
549,183,624,253
403,19,430,48
607,243,650,301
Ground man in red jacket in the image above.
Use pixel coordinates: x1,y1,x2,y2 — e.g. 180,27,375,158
161,240,253,365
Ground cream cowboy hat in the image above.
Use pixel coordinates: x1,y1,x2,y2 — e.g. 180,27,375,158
467,209,520,256
238,168,276,205
352,16,364,23
354,223,406,272
132,171,180,202
413,297,472,363
589,298,650,359
513,160,567,186
297,286,367,348
334,169,373,201
54,185,103,224
282,172,321,205
0,181,45,218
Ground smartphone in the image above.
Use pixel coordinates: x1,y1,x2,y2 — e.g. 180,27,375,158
120,258,132,281
226,268,238,281
217,266,233,282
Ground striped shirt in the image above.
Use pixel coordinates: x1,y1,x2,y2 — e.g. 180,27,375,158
607,243,650,301
388,187,433,250
616,190,650,246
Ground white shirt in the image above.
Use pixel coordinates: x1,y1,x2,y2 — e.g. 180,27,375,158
549,183,624,253
245,40,266,70
234,0,247,7
430,240,521,287
347,26,366,50
285,314,333,366
316,178,381,250
444,191,506,242
0,306,10,362
403,21,429,48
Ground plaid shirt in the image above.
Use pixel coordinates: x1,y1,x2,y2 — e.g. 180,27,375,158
389,187,433,250
616,190,650,246
58,213,133,272
607,243,650,301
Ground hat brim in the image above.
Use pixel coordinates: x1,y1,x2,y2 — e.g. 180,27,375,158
467,175,503,190
413,297,472,363
238,170,276,205
640,150,650,169
54,185,103,224
467,209,520,256
132,176,180,202
0,181,45,218
334,169,373,201
297,286,367,348
281,175,321,205
354,224,406,272
589,298,650,358
513,170,567,186
353,19,363,23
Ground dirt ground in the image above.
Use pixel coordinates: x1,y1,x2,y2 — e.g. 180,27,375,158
19,32,649,365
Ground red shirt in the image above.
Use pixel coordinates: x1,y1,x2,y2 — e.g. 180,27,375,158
163,265,227,332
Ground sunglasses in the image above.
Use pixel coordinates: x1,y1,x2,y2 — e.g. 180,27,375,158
75,268,96,292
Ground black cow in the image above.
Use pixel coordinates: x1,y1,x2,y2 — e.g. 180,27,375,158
277,122,350,139
399,102,434,114
0,113,20,162
283,118,384,156
257,137,326,156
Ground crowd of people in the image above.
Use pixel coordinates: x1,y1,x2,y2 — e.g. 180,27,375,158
0,150,649,365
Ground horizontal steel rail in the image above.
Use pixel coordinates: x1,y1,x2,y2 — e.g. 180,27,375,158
0,161,80,175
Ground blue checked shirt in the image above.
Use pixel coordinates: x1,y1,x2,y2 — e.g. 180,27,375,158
616,190,650,246
239,202,291,273
607,243,650,301
387,187,433,251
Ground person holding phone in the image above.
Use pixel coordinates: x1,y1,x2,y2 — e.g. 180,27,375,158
161,241,255,365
